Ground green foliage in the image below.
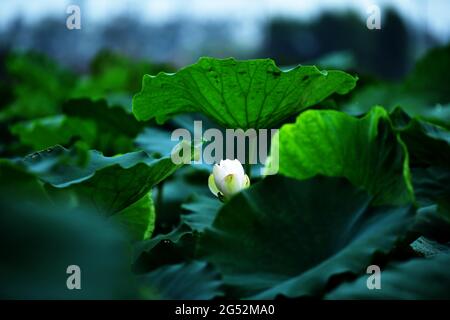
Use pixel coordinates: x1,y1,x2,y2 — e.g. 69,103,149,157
342,44,450,127
113,192,156,241
326,253,450,299
0,52,75,121
138,261,224,299
404,45,450,105
1,46,450,300
267,107,413,205
133,57,357,129
391,108,450,221
198,175,414,298
10,99,145,155
21,145,184,215
71,50,173,103
181,194,221,232
10,115,97,151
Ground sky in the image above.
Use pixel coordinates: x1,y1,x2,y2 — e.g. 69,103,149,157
0,0,449,41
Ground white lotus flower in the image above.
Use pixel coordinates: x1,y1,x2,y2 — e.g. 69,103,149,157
208,159,250,201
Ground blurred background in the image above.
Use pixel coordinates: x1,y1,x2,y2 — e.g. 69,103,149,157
0,0,449,79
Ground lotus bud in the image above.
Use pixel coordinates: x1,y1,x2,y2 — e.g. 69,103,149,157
208,159,250,201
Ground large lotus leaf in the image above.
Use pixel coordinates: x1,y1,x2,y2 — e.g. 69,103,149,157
197,175,414,298
133,57,357,129
20,145,184,216
3,153,156,244
326,254,450,299
181,194,221,233
138,261,224,300
267,107,413,205
113,192,155,242
1,156,154,242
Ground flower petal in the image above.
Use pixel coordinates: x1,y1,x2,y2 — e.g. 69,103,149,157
243,174,250,188
221,173,242,198
219,160,234,175
213,163,227,184
208,173,220,196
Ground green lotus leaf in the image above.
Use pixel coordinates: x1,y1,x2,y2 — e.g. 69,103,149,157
267,107,413,205
198,175,414,298
181,194,221,233
21,145,184,215
133,57,357,129
326,253,450,299
138,261,224,300
391,109,450,219
113,192,155,242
